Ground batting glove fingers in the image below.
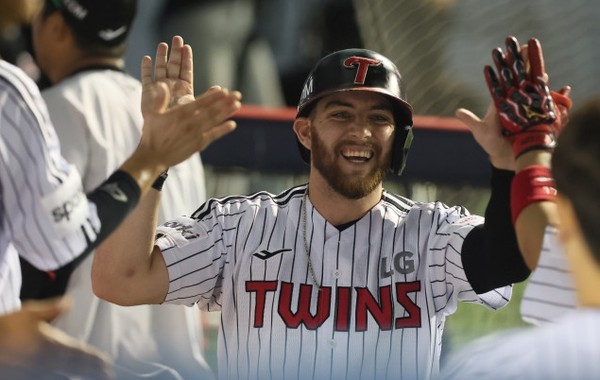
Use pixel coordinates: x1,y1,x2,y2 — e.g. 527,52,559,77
485,36,569,158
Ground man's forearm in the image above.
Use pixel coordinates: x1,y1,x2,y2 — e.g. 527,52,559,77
91,187,168,305
513,150,559,269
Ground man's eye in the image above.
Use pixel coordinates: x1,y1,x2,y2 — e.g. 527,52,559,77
371,114,393,124
331,111,350,119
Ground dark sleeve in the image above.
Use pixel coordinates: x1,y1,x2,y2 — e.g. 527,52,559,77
461,166,531,294
20,170,141,300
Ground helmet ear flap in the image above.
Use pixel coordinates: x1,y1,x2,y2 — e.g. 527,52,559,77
390,124,413,176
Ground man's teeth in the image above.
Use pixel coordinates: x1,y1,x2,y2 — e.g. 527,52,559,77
343,150,372,160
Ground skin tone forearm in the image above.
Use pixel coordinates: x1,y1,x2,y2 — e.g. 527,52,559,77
514,150,559,269
92,36,241,305
92,189,167,305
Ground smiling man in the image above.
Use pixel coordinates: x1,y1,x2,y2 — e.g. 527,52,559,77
91,48,533,380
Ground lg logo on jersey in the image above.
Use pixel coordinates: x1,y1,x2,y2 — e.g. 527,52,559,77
380,251,415,277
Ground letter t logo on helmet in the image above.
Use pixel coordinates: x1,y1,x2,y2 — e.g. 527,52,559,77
296,48,414,176
343,57,382,84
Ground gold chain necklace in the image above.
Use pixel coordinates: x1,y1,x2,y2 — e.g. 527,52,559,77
302,189,322,290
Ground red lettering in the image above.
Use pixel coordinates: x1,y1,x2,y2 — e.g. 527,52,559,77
278,282,331,330
246,281,278,327
245,280,422,331
395,281,422,328
334,287,352,331
355,285,393,331
343,56,382,84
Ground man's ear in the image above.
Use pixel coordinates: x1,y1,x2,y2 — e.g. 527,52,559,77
46,11,71,42
293,118,311,151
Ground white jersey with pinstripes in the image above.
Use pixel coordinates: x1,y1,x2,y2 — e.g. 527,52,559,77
42,68,213,380
438,309,600,380
0,61,100,315
156,184,512,380
520,226,576,325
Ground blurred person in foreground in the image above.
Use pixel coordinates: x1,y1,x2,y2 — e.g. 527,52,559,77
25,0,213,378
437,35,600,379
440,96,600,379
0,0,241,378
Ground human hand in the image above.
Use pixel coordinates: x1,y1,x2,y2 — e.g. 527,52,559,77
456,103,515,170
485,36,570,158
138,55,241,172
152,35,195,108
0,297,114,379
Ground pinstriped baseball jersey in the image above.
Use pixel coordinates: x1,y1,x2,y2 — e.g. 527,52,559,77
438,309,600,380
520,226,576,325
42,68,214,380
0,61,101,314
156,184,511,380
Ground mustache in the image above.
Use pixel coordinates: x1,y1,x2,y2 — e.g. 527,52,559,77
335,140,378,151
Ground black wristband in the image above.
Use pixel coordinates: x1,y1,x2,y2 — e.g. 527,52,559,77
81,170,142,255
462,165,529,294
152,170,169,191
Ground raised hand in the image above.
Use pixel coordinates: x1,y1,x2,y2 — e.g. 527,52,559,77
152,35,195,107
136,40,242,174
456,103,515,171
485,36,570,157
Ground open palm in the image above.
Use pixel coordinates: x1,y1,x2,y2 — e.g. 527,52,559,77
151,35,195,108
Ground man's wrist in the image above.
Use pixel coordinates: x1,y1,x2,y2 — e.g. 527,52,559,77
515,150,552,171
151,170,169,191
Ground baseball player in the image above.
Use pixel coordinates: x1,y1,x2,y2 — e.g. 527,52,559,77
439,91,600,379
0,0,242,374
92,45,538,380
26,1,214,378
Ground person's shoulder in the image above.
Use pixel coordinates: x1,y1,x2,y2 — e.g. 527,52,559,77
0,60,42,103
49,70,140,94
43,70,141,114
191,185,306,219
381,192,462,214
230,185,305,208
381,191,415,213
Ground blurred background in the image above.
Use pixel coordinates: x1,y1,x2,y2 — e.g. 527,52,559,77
3,0,599,373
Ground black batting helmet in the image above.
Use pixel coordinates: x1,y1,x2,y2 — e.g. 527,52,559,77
296,48,414,176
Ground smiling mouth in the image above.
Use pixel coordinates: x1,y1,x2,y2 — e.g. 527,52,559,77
342,148,373,162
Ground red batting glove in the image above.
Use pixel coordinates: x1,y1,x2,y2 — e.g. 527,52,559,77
485,36,571,158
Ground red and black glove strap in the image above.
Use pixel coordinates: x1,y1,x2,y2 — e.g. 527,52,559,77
510,165,557,225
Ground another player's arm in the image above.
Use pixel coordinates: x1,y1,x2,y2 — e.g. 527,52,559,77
484,36,571,269
511,150,558,268
455,37,571,293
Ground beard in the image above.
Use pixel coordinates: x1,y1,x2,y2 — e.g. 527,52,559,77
311,129,389,200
